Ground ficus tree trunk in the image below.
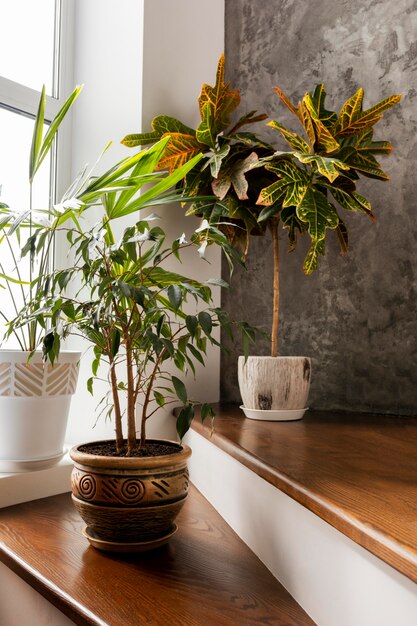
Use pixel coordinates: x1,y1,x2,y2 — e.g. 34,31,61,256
271,218,280,358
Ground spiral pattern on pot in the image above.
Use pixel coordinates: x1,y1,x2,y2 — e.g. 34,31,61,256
78,474,97,500
119,478,145,503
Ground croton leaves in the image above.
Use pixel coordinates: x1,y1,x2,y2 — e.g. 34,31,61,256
294,153,350,182
310,84,338,128
303,93,340,153
212,152,259,201
272,86,301,120
268,120,310,152
296,187,339,245
155,133,202,172
335,93,401,136
198,53,240,139
303,238,326,275
228,110,269,135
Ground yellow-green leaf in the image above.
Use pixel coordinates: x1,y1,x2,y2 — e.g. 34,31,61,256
294,153,350,182
267,120,310,152
198,54,240,136
336,93,401,136
336,88,364,135
303,93,339,153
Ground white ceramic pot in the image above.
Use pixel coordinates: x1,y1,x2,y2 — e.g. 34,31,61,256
238,356,311,421
0,350,81,471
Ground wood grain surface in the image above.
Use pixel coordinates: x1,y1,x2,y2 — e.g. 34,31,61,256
0,487,314,626
191,404,417,583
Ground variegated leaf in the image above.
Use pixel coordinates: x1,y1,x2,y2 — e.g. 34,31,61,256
281,205,306,251
283,181,308,207
344,151,389,180
336,94,401,136
153,115,196,138
257,179,288,206
303,239,325,275
330,188,374,219
212,152,258,201
156,133,202,172
268,120,310,152
198,54,240,136
121,131,161,147
298,100,316,147
336,88,364,135
303,93,340,153
297,188,339,243
310,84,338,128
294,153,350,182
196,102,216,148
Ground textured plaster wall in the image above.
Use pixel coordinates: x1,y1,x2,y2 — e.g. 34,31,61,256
221,0,417,414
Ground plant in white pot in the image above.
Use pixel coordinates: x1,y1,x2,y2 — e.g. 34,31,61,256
0,85,83,471
19,139,248,550
242,84,400,420
122,57,400,421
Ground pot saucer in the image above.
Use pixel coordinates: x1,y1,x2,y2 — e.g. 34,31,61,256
82,523,178,553
0,448,67,473
240,406,308,422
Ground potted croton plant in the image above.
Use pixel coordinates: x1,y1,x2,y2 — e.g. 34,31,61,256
122,55,400,421
0,85,83,471
17,137,247,551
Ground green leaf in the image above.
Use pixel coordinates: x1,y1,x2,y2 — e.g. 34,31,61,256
257,204,281,222
336,93,401,136
172,375,187,404
153,115,196,138
29,85,46,182
186,315,198,338
297,188,339,243
205,277,229,288
198,311,212,336
187,343,205,366
303,93,340,153
121,131,161,147
176,404,194,440
303,239,326,275
200,403,215,423
32,85,83,182
111,329,121,358
167,284,182,312
87,377,94,395
267,120,310,152
196,101,216,148
294,153,350,182
256,179,287,207
154,391,165,407
310,84,338,128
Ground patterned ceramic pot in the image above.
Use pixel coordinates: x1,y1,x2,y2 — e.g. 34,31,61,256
70,439,191,549
0,350,80,471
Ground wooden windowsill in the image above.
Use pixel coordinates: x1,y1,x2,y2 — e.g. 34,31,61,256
0,485,314,626
190,404,417,583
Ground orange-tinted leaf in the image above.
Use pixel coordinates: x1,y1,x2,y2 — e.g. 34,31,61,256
272,86,301,120
156,133,202,172
303,93,339,153
336,94,401,136
198,54,240,137
336,88,364,135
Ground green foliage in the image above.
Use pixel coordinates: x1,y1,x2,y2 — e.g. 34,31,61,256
122,54,272,255
13,140,255,449
258,84,400,273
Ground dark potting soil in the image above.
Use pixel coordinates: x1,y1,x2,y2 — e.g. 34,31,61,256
78,441,182,458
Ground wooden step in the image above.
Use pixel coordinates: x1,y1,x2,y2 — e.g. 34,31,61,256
190,403,417,583
0,485,314,626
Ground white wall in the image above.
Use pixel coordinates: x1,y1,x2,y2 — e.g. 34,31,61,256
65,0,225,444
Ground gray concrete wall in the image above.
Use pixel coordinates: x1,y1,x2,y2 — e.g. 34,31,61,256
221,0,417,415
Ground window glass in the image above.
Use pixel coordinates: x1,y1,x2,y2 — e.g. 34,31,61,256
0,0,57,95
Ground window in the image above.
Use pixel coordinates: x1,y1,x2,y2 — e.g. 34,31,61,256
0,0,73,348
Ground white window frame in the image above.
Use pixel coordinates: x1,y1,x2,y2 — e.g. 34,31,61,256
0,0,75,216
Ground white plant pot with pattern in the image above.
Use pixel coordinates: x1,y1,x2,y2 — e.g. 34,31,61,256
0,350,81,472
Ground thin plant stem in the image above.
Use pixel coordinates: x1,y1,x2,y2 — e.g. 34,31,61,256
271,218,280,358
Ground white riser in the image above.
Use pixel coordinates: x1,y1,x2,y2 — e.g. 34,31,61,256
186,428,417,626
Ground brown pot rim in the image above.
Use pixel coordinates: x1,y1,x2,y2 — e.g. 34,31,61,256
70,438,192,469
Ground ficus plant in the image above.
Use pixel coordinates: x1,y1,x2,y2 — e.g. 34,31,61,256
122,56,400,358
13,140,255,454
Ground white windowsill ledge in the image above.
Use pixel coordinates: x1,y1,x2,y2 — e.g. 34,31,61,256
0,448,73,509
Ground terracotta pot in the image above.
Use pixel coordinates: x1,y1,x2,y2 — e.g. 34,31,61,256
238,356,311,419
70,439,191,550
